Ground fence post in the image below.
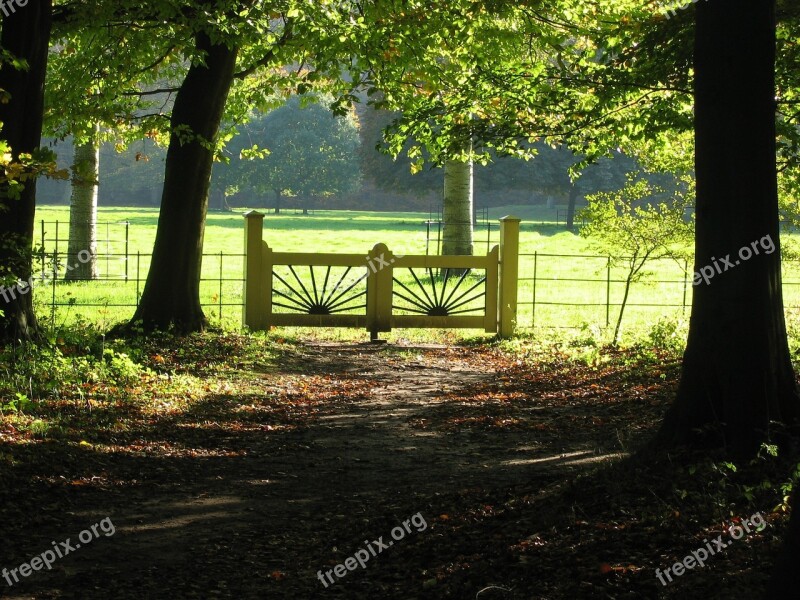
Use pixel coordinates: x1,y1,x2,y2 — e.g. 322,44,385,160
243,211,269,330
125,221,130,282
136,252,141,305
40,220,46,280
682,259,688,313
51,249,57,326
606,256,611,327
484,245,499,333
219,251,224,322
532,251,538,328
366,242,394,341
105,221,110,278
425,221,431,256
499,216,521,338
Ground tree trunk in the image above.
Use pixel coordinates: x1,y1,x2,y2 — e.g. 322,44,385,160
209,188,223,211
613,271,635,347
126,33,238,334
566,183,579,231
442,145,474,258
655,0,799,457
66,123,99,281
767,489,800,595
472,193,478,226
0,0,52,343
274,188,281,214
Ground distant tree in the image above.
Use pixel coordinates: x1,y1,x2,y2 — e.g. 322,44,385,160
65,123,100,280
442,141,473,257
37,138,167,206
579,175,694,345
243,96,362,214
99,140,166,205
356,100,440,198
211,111,276,211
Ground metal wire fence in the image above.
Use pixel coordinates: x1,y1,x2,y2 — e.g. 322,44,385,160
37,220,133,281
32,218,800,332
516,252,800,330
32,249,246,328
423,219,499,256
34,220,243,325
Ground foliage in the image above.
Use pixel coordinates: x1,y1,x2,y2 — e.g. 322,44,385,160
213,95,362,205
0,392,33,416
319,0,800,203
646,316,688,355
578,173,694,344
0,317,152,407
0,143,68,200
45,2,187,146
673,443,799,520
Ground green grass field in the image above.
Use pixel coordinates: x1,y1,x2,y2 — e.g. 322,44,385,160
30,204,800,343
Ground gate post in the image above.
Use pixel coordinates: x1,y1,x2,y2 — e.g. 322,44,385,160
243,211,269,330
499,216,521,338
367,243,394,341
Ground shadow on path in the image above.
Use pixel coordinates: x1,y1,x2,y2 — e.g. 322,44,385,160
0,342,631,599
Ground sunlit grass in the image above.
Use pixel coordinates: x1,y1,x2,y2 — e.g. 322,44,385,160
31,204,800,344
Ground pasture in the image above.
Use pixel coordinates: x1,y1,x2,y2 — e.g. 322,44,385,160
31,205,800,344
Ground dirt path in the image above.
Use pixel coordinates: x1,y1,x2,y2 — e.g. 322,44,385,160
0,342,645,599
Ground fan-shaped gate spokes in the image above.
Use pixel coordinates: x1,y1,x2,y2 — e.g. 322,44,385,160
272,265,367,315
392,267,486,316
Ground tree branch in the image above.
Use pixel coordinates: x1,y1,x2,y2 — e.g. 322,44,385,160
233,20,293,80
121,87,181,97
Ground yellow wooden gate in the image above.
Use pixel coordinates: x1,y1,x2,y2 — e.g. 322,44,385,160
243,212,520,339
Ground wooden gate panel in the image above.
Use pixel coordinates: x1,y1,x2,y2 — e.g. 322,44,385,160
243,212,519,337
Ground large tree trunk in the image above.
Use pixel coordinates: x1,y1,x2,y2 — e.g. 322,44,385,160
66,123,99,281
274,188,281,214
0,0,53,343
655,0,799,457
767,489,800,595
126,33,238,333
442,145,474,257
